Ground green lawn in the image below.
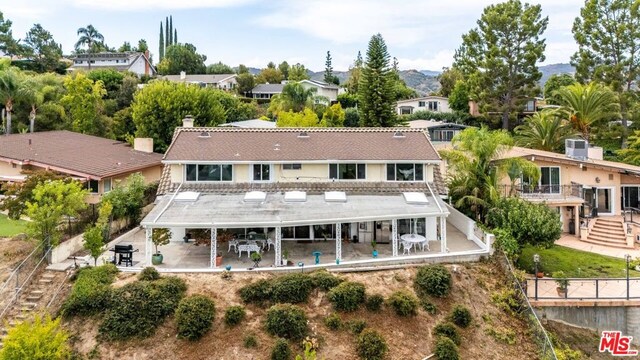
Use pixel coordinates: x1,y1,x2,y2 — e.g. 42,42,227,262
0,213,28,237
517,244,640,278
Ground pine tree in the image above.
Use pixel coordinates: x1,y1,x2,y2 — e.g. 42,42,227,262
355,51,363,67
358,34,396,127
324,51,333,83
169,15,173,46
159,22,164,61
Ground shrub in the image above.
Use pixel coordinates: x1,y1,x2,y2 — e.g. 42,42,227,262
224,305,246,327
63,264,118,316
434,337,459,360
415,265,452,298
433,322,461,345
486,197,562,248
239,279,272,305
138,266,160,281
492,228,520,259
421,298,437,314
310,270,342,291
243,333,258,348
485,326,516,345
99,276,187,340
324,313,342,330
347,320,367,335
387,290,419,316
0,314,70,360
327,281,365,312
271,338,292,360
356,329,388,360
175,295,216,341
365,294,384,312
271,273,314,304
491,289,523,316
265,304,308,340
449,305,472,328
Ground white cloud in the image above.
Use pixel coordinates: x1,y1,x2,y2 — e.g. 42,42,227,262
68,0,256,10
397,50,455,71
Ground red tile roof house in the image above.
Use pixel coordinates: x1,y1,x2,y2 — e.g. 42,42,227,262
138,122,491,270
0,131,164,204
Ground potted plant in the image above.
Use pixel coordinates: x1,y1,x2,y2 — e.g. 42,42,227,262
251,252,262,268
282,249,290,266
552,271,568,297
151,228,171,265
371,239,378,258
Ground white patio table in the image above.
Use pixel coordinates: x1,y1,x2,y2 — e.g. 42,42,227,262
400,234,429,251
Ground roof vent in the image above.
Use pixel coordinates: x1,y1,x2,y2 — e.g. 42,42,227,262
393,131,405,138
198,131,210,138
244,191,267,203
325,191,347,203
175,191,200,202
284,191,307,202
298,131,309,138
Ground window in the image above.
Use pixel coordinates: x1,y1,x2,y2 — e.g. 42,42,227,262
428,101,438,111
87,180,99,193
431,130,455,141
283,164,302,170
282,226,311,239
386,164,424,181
418,101,426,107
329,163,366,180
623,186,640,209
399,107,413,115
186,164,233,182
103,178,112,193
525,100,535,112
524,167,560,193
252,164,271,181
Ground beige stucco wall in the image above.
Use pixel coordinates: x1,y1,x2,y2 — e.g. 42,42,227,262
395,97,452,114
0,161,24,176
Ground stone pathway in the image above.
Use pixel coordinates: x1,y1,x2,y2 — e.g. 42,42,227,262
556,234,640,260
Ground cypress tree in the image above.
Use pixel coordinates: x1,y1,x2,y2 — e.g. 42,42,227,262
324,50,333,83
165,17,169,47
174,28,177,44
358,33,396,127
169,15,173,45
159,22,164,61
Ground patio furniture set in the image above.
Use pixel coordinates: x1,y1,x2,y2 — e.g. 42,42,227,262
228,232,275,258
399,234,434,255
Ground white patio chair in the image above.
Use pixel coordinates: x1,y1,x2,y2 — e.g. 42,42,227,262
228,239,239,253
265,238,275,251
416,240,429,252
401,241,412,255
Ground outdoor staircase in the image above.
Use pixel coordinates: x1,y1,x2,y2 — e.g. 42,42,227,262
0,271,66,348
583,218,630,249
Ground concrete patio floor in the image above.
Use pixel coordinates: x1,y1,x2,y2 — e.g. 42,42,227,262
108,223,483,270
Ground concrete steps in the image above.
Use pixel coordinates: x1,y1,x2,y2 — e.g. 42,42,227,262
584,218,630,249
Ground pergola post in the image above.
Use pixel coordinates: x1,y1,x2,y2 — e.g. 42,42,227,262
335,223,342,263
392,219,398,257
573,205,580,237
275,227,282,267
210,227,217,268
145,227,152,266
440,217,447,253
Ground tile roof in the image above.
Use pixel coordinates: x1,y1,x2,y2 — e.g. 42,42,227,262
161,74,236,83
0,131,163,179
164,127,441,163
252,83,285,93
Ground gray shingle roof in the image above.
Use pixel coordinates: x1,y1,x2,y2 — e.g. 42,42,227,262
161,74,236,84
252,83,285,94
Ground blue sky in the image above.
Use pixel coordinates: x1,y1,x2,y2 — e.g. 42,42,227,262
1,0,583,71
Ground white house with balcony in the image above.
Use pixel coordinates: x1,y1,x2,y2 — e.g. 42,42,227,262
396,96,452,115
68,51,156,76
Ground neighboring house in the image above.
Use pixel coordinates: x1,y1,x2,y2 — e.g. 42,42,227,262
251,83,285,99
469,98,540,118
496,139,640,248
299,79,339,102
161,72,237,90
68,51,156,76
405,120,468,147
0,131,164,203
139,123,489,268
396,96,452,115
218,119,277,128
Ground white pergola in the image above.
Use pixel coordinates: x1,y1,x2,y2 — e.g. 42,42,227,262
141,191,449,268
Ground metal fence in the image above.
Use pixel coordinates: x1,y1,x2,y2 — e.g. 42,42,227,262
497,253,558,360
527,277,640,300
497,184,582,199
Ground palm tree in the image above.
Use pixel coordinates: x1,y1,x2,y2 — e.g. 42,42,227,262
441,127,540,221
514,110,578,152
280,82,317,112
555,82,620,141
75,25,104,71
0,65,22,135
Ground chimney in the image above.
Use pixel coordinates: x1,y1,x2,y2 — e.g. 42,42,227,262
588,145,603,160
182,115,194,128
134,138,154,153
144,50,150,76
180,71,186,80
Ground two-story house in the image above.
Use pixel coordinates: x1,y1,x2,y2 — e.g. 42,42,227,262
161,72,238,90
396,96,452,115
68,51,156,77
141,123,489,268
497,139,640,248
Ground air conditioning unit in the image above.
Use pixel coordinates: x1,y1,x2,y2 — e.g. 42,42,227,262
565,139,589,160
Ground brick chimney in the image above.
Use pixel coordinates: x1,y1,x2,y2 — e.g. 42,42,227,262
134,138,154,153
144,50,150,76
182,115,194,128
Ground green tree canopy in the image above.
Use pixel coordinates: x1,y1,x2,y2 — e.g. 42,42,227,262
555,82,620,140
454,0,548,129
22,24,62,73
437,67,463,97
449,81,470,113
236,72,255,96
75,24,104,70
0,64,22,134
207,61,234,74
514,110,578,152
256,66,283,84
288,63,309,81
543,73,576,105
358,34,396,127
276,108,325,127
157,43,207,75
322,103,345,127
0,11,23,56
0,314,70,360
60,73,107,136
278,61,290,79
345,51,363,94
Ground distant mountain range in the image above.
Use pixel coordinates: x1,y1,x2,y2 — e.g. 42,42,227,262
246,63,575,96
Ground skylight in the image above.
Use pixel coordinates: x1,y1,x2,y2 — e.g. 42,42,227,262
284,191,307,202
403,192,429,205
324,191,347,203
175,191,200,202
244,191,267,202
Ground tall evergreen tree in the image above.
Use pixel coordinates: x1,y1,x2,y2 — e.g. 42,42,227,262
159,22,164,61
324,51,333,83
169,16,173,46
165,17,169,47
454,0,548,130
358,34,396,127
174,28,177,44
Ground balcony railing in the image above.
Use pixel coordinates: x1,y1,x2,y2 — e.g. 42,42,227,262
526,277,640,300
499,184,583,199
